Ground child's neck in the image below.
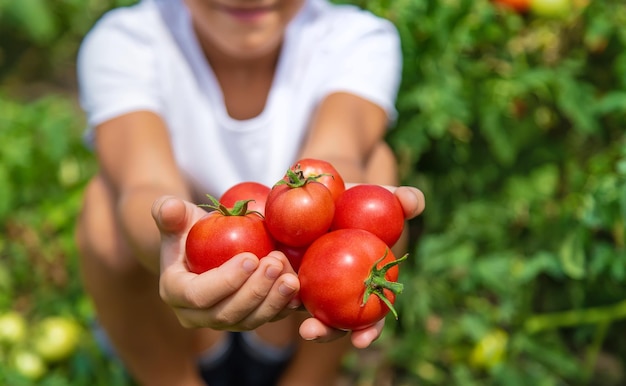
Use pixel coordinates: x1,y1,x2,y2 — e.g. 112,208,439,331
199,35,282,120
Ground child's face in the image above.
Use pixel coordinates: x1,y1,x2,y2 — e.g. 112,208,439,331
185,0,305,59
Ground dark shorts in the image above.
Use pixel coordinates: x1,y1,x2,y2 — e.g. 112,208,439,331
92,323,295,386
198,332,295,386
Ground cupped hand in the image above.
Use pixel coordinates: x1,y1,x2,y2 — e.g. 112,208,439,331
151,196,301,331
151,185,425,345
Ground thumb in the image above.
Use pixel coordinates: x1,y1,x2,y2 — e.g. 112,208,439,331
393,186,425,220
151,196,206,272
151,195,189,235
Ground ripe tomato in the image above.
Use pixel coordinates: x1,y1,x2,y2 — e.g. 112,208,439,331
276,242,308,272
265,170,335,247
492,0,531,12
287,158,345,202
331,184,405,247
220,181,270,215
185,197,275,273
298,229,407,331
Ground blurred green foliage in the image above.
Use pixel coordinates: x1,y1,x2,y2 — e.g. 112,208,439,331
0,93,130,383
370,0,626,385
1,0,626,385
0,1,135,383
0,0,137,92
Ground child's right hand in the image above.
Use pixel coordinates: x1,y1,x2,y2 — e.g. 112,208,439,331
151,196,301,331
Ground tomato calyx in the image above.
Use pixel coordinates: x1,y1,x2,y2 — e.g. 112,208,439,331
278,166,331,189
199,194,263,217
362,251,409,320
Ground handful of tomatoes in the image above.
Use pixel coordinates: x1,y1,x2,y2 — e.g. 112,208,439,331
185,158,408,331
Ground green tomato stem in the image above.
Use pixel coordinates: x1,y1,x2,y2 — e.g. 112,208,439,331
524,298,626,333
275,166,332,188
583,321,610,383
362,251,408,320
198,194,262,217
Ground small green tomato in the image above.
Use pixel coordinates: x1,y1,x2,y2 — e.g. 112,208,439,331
0,311,27,346
530,0,572,18
11,349,47,381
469,329,509,370
32,316,81,363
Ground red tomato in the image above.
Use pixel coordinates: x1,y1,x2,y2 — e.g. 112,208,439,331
492,0,531,12
185,197,275,274
331,184,405,247
299,229,407,331
287,158,345,202
220,181,271,215
265,171,335,247
276,242,308,272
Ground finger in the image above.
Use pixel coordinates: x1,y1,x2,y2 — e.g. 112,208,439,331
216,253,300,330
159,252,259,309
392,186,425,219
152,196,208,271
298,317,347,343
152,196,206,235
350,319,385,349
242,270,300,325
170,257,299,330
267,250,298,275
151,195,186,234
249,251,302,319
266,251,304,322
262,251,302,315
175,255,287,330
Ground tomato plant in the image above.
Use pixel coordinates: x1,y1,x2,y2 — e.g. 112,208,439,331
265,169,335,247
331,184,405,247
219,181,270,215
298,229,407,331
287,158,345,202
185,196,275,273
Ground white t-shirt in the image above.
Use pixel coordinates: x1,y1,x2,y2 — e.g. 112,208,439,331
77,0,402,197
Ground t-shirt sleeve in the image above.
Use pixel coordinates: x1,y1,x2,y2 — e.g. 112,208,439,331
317,14,402,123
77,12,162,131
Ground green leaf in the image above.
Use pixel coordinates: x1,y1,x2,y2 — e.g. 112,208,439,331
595,92,626,115
0,164,13,221
513,251,562,283
530,163,559,199
555,73,598,134
5,0,58,44
559,231,586,280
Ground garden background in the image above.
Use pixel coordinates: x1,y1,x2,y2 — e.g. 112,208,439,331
1,0,626,384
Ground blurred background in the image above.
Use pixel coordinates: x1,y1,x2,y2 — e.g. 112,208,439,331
1,0,626,385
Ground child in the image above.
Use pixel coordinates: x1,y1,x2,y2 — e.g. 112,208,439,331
75,0,425,384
